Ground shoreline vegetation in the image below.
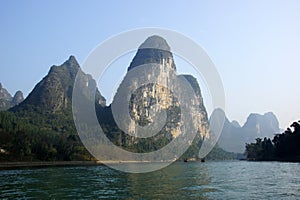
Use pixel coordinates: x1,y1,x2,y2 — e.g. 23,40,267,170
2,158,300,170
245,120,300,162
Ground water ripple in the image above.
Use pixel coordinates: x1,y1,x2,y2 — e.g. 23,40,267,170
1,161,300,199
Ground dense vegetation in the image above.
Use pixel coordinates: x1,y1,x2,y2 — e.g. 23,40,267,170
245,120,300,161
0,105,235,162
0,108,92,161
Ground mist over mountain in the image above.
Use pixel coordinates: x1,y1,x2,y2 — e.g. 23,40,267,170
215,108,280,153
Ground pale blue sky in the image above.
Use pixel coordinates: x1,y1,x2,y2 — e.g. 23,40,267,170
1,1,300,128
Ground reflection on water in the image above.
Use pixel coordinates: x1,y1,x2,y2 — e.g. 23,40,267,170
1,161,300,199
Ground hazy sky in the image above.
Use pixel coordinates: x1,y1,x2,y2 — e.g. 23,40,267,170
1,1,300,128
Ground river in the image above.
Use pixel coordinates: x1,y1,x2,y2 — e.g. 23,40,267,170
1,161,299,199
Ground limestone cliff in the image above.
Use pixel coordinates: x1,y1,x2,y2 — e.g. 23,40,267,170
110,35,209,158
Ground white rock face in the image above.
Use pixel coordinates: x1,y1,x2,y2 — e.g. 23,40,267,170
116,35,209,143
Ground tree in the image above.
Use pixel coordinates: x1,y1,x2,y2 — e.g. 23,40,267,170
246,120,300,161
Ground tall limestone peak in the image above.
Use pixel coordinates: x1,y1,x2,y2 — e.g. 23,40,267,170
121,36,179,139
109,36,209,159
0,83,24,110
127,35,176,71
17,56,106,113
0,82,13,110
12,91,24,105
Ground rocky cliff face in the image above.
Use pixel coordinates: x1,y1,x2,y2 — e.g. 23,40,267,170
0,83,24,110
110,35,209,156
125,36,179,139
17,56,106,113
179,74,209,137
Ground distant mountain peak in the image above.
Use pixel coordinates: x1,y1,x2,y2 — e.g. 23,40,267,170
216,109,280,153
245,112,278,125
0,83,24,110
12,91,24,105
231,120,241,128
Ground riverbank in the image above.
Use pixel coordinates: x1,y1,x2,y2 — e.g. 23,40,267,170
0,161,102,169
0,160,171,169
